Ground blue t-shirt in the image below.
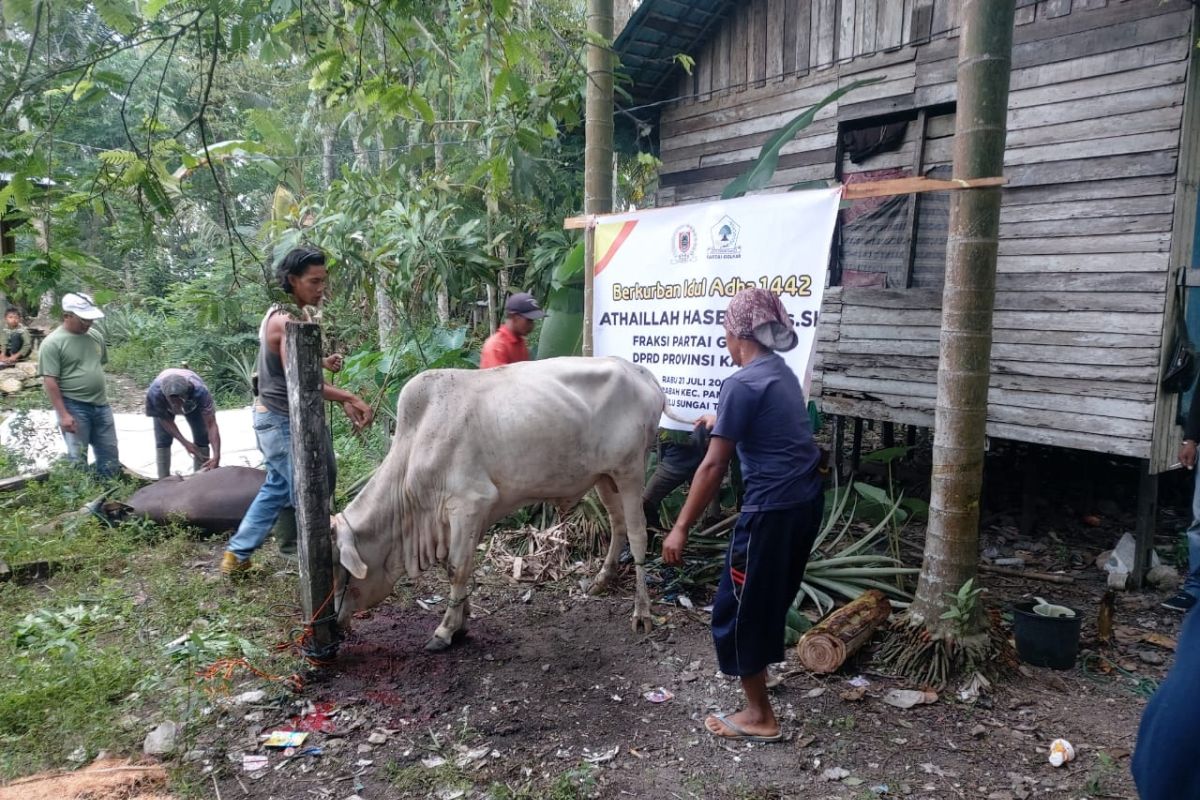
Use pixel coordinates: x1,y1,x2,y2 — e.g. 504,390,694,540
1132,607,1200,800
711,352,822,512
144,368,215,418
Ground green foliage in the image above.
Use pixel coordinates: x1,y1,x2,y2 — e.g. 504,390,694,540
0,465,304,778
535,240,584,359
340,325,475,424
721,77,885,200
102,273,263,396
939,578,984,634
795,478,919,614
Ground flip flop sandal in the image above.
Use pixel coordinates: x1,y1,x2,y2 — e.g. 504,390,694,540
706,712,784,743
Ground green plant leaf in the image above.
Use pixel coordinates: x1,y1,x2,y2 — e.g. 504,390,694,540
860,446,913,464
721,76,885,199
552,242,585,287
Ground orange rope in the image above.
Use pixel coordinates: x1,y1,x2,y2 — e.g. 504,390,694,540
196,657,303,694
196,585,341,695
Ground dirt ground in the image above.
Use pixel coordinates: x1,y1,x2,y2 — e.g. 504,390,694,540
188,487,1179,800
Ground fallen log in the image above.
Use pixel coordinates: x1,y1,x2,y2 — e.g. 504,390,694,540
797,589,892,674
0,471,48,493
978,563,1074,585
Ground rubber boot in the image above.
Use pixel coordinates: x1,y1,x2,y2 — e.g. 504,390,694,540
273,507,298,559
193,445,210,473
155,447,172,480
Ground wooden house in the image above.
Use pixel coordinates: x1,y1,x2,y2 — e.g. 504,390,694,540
615,0,1200,491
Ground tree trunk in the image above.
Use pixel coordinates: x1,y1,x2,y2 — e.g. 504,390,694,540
37,290,54,320
321,126,335,186
582,0,614,356
909,0,1015,634
350,116,394,348
436,284,450,325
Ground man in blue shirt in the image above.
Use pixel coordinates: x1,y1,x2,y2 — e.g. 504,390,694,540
663,288,823,743
144,368,221,478
1132,607,1200,798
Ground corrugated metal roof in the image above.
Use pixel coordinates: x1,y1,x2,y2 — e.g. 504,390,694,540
614,0,735,107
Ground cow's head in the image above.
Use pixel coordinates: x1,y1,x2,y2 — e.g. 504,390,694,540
331,512,395,627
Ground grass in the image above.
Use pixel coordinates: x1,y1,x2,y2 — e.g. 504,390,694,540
0,458,305,779
387,761,474,796
486,764,600,800
1085,752,1119,797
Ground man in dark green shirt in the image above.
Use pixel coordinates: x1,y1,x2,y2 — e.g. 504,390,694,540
38,292,120,478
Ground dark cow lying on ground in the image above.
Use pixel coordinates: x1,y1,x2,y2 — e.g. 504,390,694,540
332,356,678,651
102,466,267,534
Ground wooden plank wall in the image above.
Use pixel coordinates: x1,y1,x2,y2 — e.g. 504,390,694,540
657,0,1194,464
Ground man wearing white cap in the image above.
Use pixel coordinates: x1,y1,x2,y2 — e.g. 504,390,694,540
38,292,120,478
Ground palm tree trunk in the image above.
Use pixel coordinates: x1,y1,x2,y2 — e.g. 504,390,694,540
909,0,1016,634
582,0,614,356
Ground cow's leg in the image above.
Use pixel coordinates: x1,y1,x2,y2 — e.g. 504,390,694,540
427,508,485,652
619,472,654,634
595,474,653,634
590,478,627,595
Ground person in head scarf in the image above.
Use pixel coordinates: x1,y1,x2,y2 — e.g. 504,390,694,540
663,287,823,742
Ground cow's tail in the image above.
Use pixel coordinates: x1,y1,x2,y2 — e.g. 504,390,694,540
661,398,698,427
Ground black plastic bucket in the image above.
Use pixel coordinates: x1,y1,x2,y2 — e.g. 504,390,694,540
1012,601,1082,670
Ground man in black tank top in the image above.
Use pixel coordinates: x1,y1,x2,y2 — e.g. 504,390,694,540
222,247,374,575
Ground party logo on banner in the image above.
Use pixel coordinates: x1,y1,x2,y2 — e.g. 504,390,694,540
671,224,698,264
708,215,742,259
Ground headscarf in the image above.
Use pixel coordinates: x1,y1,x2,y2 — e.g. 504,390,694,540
724,288,798,352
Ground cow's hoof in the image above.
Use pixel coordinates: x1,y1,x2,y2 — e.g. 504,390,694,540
424,629,467,652
588,572,614,596
425,635,453,652
630,615,654,635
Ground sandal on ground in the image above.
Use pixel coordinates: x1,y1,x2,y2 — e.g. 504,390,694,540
705,712,784,743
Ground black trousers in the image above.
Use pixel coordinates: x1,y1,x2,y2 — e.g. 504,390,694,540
643,442,705,529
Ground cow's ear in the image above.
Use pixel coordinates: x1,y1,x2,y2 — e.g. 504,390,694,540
335,517,368,579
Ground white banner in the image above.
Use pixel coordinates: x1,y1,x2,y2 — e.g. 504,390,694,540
591,188,841,431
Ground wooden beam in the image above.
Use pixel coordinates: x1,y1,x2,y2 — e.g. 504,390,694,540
284,322,340,662
0,471,48,493
901,110,929,289
563,176,1008,229
843,175,1006,200
1131,460,1158,590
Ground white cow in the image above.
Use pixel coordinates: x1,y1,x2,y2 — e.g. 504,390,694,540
332,356,682,651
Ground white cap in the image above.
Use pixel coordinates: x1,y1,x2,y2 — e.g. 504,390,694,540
62,292,104,320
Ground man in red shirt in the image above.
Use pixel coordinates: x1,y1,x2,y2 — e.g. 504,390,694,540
480,292,546,368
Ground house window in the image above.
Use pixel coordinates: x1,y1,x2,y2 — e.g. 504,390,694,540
833,108,954,290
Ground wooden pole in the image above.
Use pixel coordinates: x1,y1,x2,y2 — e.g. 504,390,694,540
908,0,1016,633
583,0,614,356
284,322,339,660
1132,460,1158,590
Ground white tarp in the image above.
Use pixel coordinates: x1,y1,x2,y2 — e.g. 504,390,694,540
0,406,263,478
591,189,841,430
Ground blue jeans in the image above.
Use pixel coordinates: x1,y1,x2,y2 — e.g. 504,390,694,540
153,410,209,448
61,397,121,479
1185,472,1200,599
226,410,294,561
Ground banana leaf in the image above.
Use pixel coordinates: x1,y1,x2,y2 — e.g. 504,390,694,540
720,77,885,200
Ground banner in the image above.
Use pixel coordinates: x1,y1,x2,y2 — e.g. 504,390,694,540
592,188,841,431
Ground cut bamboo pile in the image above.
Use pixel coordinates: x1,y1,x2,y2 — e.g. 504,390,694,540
797,589,892,673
